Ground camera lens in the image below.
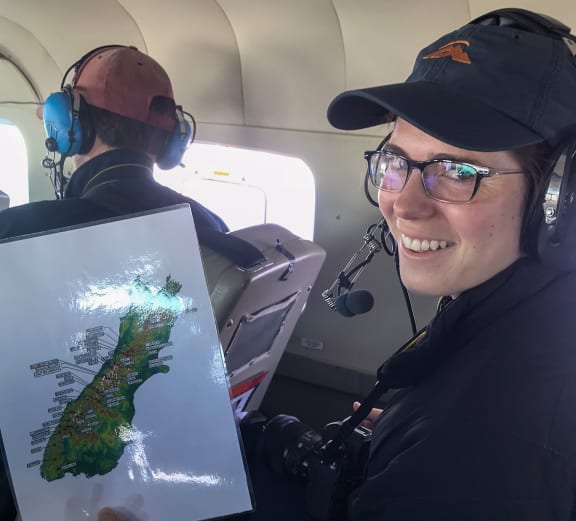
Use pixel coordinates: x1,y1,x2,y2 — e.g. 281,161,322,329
261,414,323,481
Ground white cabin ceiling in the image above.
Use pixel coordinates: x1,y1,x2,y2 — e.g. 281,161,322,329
0,0,575,134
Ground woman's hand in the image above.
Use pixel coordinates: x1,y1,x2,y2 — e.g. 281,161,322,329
98,508,120,521
97,507,145,521
353,401,382,430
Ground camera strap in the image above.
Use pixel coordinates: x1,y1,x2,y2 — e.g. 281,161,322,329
323,328,427,458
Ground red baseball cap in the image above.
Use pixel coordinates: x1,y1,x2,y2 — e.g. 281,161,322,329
74,46,176,132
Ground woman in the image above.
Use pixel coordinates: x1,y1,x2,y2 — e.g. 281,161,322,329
327,7,576,521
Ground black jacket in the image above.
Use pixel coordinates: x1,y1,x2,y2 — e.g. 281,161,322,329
349,258,576,520
0,148,228,241
0,148,228,521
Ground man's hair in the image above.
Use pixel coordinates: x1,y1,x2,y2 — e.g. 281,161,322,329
88,96,175,157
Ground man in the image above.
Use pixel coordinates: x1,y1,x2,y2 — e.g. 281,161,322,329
0,45,228,521
0,45,228,241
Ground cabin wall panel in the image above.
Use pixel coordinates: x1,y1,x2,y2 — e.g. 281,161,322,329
217,0,345,132
119,0,245,125
469,0,576,28
333,0,470,91
1,0,145,71
3,0,575,141
0,16,68,201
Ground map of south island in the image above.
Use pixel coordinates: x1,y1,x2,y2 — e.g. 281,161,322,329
39,275,184,482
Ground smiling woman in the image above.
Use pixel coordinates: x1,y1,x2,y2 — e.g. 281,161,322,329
324,8,576,521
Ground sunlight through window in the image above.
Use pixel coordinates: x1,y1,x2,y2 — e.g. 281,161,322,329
154,143,316,240
0,123,29,207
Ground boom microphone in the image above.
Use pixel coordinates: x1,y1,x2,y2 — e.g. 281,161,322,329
321,218,396,317
334,290,374,317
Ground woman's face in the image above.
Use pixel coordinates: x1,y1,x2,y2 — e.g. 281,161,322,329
379,118,528,297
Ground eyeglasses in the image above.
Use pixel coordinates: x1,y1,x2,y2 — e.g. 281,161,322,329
364,149,526,203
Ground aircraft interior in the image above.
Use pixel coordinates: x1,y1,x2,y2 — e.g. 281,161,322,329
1,1,575,519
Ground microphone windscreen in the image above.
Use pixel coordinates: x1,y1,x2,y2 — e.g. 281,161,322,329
335,290,374,317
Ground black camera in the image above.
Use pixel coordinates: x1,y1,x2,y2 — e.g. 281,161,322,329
246,413,371,521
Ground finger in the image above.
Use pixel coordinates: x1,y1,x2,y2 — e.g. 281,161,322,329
353,402,382,419
360,419,374,429
367,407,383,421
98,507,119,521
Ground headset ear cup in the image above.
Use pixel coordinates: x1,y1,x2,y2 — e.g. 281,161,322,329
42,89,93,156
43,91,78,154
521,176,547,257
537,140,576,269
76,96,94,155
156,109,193,170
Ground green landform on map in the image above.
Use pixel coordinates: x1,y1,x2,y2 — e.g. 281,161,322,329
40,275,183,482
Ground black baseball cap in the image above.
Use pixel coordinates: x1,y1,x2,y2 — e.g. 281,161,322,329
327,9,576,151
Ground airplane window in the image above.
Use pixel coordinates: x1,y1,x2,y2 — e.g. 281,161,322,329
154,143,316,240
0,123,29,207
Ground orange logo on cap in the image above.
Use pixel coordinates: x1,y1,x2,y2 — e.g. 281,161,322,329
422,40,471,64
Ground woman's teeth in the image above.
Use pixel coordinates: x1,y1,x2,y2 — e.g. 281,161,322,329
402,234,449,252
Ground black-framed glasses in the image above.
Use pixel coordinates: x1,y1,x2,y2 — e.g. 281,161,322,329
364,149,526,203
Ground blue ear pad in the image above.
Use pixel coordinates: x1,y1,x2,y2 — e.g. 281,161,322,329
156,115,192,170
42,90,94,156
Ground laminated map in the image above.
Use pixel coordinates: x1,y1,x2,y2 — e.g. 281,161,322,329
0,205,252,521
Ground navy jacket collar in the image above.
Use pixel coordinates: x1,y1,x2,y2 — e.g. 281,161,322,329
378,258,565,389
65,149,154,199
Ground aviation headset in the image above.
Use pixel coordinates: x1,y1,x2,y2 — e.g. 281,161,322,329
42,44,195,170
363,9,576,271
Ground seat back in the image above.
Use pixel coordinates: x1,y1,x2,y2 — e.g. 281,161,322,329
201,224,326,416
0,191,9,210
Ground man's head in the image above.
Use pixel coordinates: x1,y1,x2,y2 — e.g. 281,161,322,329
74,45,175,133
42,45,192,168
327,8,576,271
